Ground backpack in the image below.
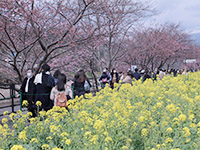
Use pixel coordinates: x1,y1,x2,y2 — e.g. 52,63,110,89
84,80,90,92
56,92,67,107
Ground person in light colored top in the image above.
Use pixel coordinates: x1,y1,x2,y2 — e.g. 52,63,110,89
122,70,134,85
159,69,166,80
182,68,188,75
50,74,72,106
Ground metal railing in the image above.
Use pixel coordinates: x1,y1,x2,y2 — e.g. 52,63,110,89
0,84,19,116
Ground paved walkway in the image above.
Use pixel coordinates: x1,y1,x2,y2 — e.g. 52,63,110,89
0,100,23,121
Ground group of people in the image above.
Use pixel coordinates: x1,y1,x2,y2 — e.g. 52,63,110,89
21,64,91,117
21,63,194,116
99,67,145,88
99,67,195,88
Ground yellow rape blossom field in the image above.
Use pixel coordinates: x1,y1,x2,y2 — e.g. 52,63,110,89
1,72,200,150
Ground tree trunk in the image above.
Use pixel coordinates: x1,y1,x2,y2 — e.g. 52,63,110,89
89,61,99,92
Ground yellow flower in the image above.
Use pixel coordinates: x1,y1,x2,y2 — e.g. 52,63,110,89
138,116,145,122
156,144,161,149
84,131,92,138
105,136,113,143
3,123,8,128
3,111,9,116
46,136,53,141
189,114,195,121
126,138,132,146
65,139,71,145
103,132,109,136
166,127,173,133
133,122,137,128
122,146,129,150
193,142,197,147
29,118,36,124
41,144,50,150
197,122,200,127
49,125,59,134
182,127,191,137
18,130,27,141
90,135,98,144
186,138,191,143
93,120,105,131
17,110,22,115
52,148,63,150
156,102,162,108
13,124,18,129
1,118,7,124
11,145,26,150
39,111,46,117
36,101,42,107
179,114,186,122
150,121,156,127
165,137,173,143
84,143,88,146
126,138,132,143
9,113,16,120
1,72,200,149
27,112,32,116
22,100,29,107
61,132,68,137
30,138,38,143
141,128,148,137
166,103,176,113
190,123,196,128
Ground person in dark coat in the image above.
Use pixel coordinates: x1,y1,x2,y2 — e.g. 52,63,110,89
73,70,89,97
142,70,151,82
133,68,141,80
53,70,61,85
34,64,55,111
20,69,36,117
110,68,119,89
99,69,110,89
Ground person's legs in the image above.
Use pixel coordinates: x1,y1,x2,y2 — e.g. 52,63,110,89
28,104,37,117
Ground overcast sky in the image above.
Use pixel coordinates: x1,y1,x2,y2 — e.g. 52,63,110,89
149,0,200,34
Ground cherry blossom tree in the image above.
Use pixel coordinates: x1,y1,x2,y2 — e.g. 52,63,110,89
122,24,194,72
48,0,153,87
88,0,153,71
0,0,94,83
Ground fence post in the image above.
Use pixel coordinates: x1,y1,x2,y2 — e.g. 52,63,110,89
20,92,22,111
10,84,15,113
71,83,74,99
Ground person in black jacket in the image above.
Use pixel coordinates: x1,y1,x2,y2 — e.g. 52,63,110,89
21,68,36,117
34,64,55,111
74,70,84,97
133,68,141,80
142,70,151,82
99,69,110,89
73,70,90,97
